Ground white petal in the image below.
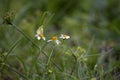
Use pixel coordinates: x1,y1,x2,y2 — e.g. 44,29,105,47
47,40,52,42
66,36,70,39
37,37,41,40
59,36,63,38
35,34,38,37
42,37,46,40
56,40,60,45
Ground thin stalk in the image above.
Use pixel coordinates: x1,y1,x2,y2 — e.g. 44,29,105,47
3,37,21,63
47,46,56,65
0,38,21,73
41,50,63,71
12,23,63,71
39,12,47,26
12,23,39,49
70,57,77,75
4,63,29,80
57,72,77,80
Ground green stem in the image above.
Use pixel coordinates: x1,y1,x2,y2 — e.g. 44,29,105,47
47,46,56,65
39,12,47,26
4,63,29,80
12,23,63,71
0,38,21,74
12,23,39,49
61,40,65,44
3,38,21,63
41,50,63,71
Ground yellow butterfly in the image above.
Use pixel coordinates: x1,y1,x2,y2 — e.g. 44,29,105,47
35,25,46,40
36,25,44,35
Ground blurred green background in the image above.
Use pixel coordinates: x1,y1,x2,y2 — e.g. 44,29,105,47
0,0,120,80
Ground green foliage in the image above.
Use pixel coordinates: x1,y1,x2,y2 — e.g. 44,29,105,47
0,0,120,80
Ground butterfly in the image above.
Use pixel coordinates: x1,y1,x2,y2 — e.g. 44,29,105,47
36,25,44,35
35,25,46,40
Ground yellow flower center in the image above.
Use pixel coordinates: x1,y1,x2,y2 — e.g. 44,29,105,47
52,36,58,41
63,34,67,38
39,34,44,38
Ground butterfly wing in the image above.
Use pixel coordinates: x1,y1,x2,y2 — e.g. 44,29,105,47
36,25,44,34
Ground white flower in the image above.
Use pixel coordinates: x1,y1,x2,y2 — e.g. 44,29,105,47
35,25,46,40
47,36,61,45
59,34,70,40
